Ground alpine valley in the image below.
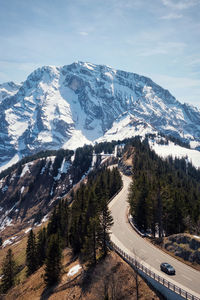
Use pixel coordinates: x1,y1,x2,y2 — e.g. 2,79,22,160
0,61,200,172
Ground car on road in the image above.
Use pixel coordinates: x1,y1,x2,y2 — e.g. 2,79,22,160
160,262,176,275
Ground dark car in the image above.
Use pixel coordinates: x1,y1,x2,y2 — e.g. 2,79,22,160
160,262,175,275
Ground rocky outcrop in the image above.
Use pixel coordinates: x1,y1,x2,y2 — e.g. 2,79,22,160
118,146,134,176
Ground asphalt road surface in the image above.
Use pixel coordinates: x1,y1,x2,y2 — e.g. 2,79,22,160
109,174,200,298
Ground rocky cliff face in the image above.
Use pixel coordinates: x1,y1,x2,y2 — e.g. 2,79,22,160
0,61,200,170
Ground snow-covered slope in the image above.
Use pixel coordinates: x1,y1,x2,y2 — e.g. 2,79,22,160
149,139,200,169
96,114,157,143
0,61,200,169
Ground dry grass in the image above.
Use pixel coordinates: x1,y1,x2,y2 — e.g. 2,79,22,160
3,249,162,300
0,233,27,273
0,224,47,283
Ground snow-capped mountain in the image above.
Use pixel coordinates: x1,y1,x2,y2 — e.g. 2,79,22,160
0,61,200,170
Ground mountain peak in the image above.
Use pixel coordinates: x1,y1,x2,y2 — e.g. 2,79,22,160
0,62,200,170
0,81,22,102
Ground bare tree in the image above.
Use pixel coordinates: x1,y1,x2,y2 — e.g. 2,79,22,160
131,248,146,300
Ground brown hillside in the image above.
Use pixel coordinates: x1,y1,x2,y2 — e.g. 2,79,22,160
4,249,161,300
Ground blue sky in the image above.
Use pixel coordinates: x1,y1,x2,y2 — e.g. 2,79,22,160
0,0,200,107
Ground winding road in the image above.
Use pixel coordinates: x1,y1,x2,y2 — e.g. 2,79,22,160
109,174,200,298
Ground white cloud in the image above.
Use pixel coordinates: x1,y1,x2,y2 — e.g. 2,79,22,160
161,0,200,10
160,13,182,19
79,31,89,36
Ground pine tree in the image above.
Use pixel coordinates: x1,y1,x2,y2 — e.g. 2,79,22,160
47,208,58,236
82,216,100,264
1,249,16,293
26,229,37,276
99,198,114,256
57,200,69,247
44,234,62,286
36,228,47,267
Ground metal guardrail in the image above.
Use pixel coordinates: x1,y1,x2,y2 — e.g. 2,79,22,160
109,241,200,300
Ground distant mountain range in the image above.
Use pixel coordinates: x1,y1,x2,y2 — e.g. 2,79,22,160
0,61,200,170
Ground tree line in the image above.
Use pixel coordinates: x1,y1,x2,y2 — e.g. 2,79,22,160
0,149,74,180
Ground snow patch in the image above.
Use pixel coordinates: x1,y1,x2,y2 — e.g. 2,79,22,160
63,130,92,150
0,217,13,231
54,158,70,181
2,236,17,248
193,235,200,239
24,227,32,234
190,141,200,149
0,204,18,231
20,163,32,177
67,264,82,277
41,214,49,223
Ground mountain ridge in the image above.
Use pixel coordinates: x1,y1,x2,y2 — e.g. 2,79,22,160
0,61,200,170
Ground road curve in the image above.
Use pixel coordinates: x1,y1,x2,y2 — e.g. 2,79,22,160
109,174,200,298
